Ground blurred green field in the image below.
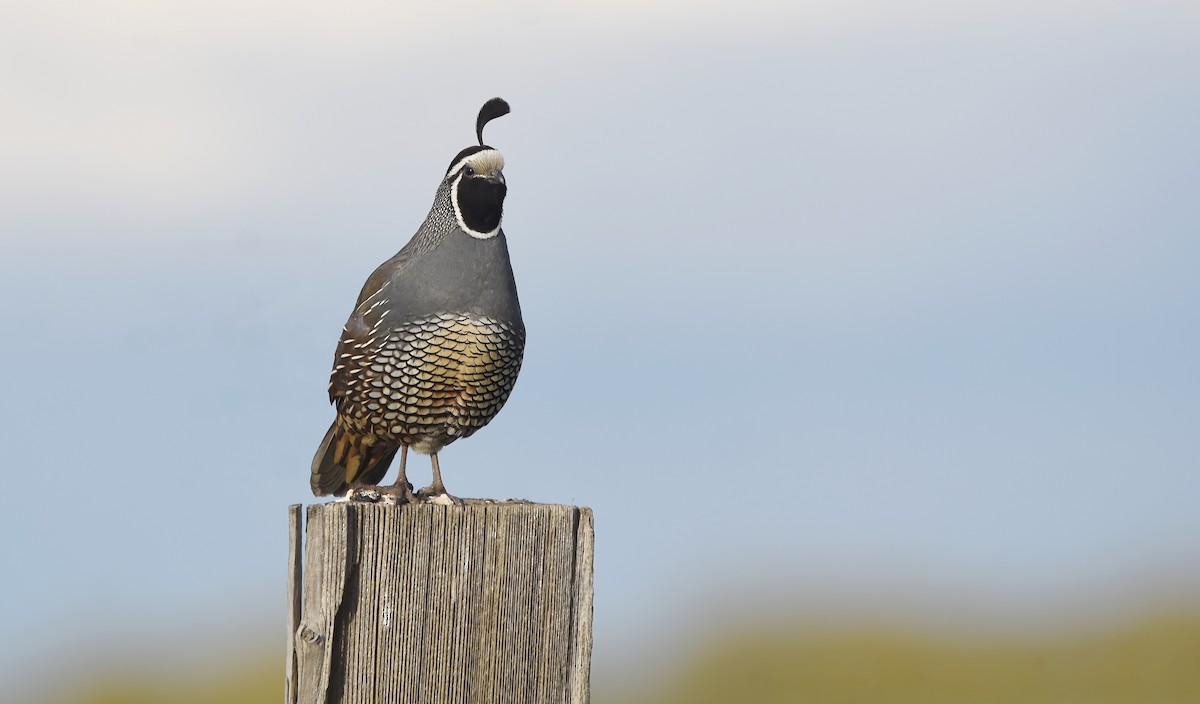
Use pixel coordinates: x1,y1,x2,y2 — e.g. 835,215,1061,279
46,610,1200,704
597,611,1200,704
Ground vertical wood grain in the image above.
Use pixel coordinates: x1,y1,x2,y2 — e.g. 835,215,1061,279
290,503,593,704
286,504,303,704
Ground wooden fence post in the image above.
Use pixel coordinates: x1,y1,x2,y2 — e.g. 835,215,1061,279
286,502,594,704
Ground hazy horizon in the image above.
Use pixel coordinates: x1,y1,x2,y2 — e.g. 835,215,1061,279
2,0,1198,698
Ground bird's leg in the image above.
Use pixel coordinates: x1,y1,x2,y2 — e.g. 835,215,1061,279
394,445,411,490
428,452,448,496
375,445,416,504
417,453,461,505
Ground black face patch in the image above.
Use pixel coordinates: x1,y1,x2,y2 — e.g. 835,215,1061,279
456,176,506,234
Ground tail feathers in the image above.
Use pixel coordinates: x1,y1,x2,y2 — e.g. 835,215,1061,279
310,421,399,496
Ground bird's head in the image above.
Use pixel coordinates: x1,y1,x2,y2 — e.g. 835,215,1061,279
446,98,510,240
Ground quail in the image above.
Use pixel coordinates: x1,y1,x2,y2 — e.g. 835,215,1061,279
311,98,524,504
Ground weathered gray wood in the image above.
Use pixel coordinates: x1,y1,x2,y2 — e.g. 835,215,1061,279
286,504,303,704
565,509,594,704
289,502,594,704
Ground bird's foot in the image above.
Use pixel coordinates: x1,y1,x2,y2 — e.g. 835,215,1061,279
349,481,417,505
345,487,381,503
416,485,462,506
380,481,419,505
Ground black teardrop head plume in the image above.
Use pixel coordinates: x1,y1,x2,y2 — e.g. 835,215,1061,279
476,98,511,146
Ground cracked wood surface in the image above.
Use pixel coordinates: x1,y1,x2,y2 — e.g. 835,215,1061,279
287,503,594,704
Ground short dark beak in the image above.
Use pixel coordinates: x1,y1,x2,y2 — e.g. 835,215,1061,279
487,169,506,185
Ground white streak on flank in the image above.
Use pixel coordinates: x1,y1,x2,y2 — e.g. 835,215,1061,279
360,286,385,305
352,288,387,317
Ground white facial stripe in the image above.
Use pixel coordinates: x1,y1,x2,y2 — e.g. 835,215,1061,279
451,171,501,240
447,149,506,178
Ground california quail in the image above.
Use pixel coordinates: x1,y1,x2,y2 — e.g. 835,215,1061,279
311,98,524,503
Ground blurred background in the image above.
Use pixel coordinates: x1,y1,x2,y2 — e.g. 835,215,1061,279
2,1,1198,701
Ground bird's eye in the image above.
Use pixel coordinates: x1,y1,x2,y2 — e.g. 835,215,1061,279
463,166,475,176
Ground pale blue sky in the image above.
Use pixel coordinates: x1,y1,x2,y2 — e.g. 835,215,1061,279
2,0,1198,695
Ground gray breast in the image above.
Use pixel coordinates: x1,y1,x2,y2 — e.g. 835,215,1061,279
385,228,523,330
331,227,525,454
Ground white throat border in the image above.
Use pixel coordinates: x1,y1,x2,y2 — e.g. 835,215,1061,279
448,150,504,240
451,172,501,240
